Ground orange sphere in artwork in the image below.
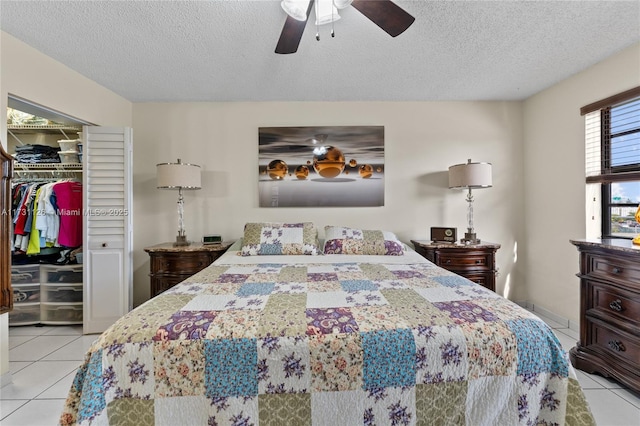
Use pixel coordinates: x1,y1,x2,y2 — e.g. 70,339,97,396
359,164,373,179
313,146,345,178
295,165,309,180
267,160,288,180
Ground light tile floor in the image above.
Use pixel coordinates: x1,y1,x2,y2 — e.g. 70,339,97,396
1,316,639,425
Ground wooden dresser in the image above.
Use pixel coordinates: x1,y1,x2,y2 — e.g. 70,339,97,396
144,242,233,297
411,240,500,291
570,239,640,392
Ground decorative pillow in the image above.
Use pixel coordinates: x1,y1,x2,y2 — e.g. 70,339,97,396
323,226,404,255
240,222,320,256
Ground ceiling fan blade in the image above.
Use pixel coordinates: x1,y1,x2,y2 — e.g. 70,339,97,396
275,0,315,54
351,0,415,37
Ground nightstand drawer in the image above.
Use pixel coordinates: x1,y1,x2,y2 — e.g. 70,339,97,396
437,253,491,269
586,253,640,285
461,272,492,287
152,253,212,274
589,320,640,367
589,280,640,327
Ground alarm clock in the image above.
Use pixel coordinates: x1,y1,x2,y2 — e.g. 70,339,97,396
202,234,222,245
430,227,457,243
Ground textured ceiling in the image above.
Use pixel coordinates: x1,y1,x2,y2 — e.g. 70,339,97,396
1,0,639,102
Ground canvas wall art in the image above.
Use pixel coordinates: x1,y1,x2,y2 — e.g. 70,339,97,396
258,126,385,207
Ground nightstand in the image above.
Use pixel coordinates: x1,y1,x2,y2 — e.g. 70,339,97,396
144,241,233,297
411,240,500,291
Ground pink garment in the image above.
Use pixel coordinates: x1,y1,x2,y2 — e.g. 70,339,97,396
52,181,83,247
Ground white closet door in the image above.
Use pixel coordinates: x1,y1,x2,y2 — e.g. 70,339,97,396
83,126,133,334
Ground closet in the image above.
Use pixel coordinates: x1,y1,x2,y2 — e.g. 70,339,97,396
10,170,84,326
6,99,132,334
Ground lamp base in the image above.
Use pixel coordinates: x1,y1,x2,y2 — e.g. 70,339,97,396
174,235,189,247
461,231,481,245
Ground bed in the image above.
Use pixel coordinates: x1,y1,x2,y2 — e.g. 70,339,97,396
60,224,595,425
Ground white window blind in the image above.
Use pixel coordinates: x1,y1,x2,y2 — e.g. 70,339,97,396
582,86,640,184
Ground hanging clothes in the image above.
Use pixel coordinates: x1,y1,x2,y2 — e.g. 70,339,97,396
53,181,83,248
11,179,83,255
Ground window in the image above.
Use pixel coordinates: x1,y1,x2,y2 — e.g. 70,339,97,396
582,87,640,239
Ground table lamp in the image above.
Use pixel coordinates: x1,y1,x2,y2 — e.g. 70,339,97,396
157,159,201,246
448,159,492,245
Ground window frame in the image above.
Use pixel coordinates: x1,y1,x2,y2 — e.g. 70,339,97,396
589,92,640,239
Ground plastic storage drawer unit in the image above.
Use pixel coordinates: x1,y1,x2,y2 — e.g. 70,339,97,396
8,303,40,326
41,265,83,284
41,303,83,324
41,284,82,303
11,264,40,284
13,284,40,303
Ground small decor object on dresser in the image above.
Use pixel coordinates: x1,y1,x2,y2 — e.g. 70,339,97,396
633,204,640,245
570,238,640,392
430,227,457,243
411,239,500,291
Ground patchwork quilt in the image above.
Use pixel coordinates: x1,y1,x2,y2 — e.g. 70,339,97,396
60,259,595,425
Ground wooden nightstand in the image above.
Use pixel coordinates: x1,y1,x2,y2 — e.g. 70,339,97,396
144,241,233,297
411,240,500,291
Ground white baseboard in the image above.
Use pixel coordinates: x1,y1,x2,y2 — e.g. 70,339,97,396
514,300,579,333
1,371,13,388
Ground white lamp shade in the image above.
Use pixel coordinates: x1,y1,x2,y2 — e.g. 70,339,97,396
315,0,340,25
281,0,311,21
157,161,201,189
448,161,492,188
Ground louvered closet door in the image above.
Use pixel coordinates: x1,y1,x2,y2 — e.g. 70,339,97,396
83,126,133,334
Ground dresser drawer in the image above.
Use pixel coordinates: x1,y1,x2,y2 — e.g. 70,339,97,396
589,280,640,327
152,253,212,274
589,321,640,367
437,253,491,270
586,253,640,286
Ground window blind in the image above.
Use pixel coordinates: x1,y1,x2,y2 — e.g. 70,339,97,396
583,86,640,184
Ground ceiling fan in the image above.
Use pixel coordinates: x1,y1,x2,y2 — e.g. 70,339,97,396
275,0,415,54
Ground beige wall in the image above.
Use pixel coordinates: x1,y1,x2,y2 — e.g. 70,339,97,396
1,26,638,378
131,101,526,305
0,31,132,379
0,32,133,137
523,42,640,326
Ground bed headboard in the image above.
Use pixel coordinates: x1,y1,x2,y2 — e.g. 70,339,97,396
0,141,13,314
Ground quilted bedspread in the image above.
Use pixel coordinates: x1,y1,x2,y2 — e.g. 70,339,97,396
61,259,595,425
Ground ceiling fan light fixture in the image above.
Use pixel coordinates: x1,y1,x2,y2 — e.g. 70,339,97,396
281,0,311,21
333,0,353,9
315,0,340,25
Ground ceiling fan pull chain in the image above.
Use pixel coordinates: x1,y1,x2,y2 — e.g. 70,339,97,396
315,0,320,41
331,0,335,37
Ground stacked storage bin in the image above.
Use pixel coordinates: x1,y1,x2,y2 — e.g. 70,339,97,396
9,264,83,326
10,265,41,325
57,139,81,164
40,264,83,324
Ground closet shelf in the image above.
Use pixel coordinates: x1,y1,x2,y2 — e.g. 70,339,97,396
13,162,83,173
7,124,82,133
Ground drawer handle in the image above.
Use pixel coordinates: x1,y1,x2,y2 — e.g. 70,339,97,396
609,299,623,312
475,260,483,264
612,267,623,275
608,340,626,352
